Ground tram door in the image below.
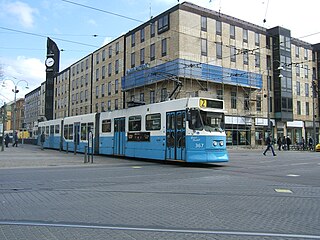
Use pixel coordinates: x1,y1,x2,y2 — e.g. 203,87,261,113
114,117,125,155
74,122,80,151
166,111,186,161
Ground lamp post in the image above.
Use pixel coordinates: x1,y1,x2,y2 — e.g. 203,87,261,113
1,78,29,137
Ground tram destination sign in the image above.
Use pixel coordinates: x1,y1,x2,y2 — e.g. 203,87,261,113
200,99,223,109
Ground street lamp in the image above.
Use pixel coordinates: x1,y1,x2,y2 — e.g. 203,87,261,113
312,80,317,151
1,78,29,137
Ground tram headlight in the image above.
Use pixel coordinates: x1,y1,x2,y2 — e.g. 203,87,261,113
213,141,217,146
219,140,224,146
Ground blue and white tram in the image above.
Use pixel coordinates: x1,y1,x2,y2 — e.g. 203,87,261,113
38,119,63,149
98,97,228,163
39,97,228,163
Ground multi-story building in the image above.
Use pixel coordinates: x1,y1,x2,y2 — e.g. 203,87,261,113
48,2,319,147
24,86,41,134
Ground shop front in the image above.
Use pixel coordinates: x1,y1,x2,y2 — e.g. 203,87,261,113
225,116,251,146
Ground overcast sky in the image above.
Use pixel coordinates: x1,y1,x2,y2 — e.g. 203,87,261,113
0,0,319,104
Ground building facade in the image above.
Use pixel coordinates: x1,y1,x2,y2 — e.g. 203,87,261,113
47,2,319,147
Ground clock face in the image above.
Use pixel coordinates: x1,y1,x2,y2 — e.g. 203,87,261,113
45,57,55,67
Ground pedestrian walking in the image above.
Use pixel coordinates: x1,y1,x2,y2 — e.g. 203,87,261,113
4,134,10,147
286,136,291,151
12,131,18,147
282,136,286,150
40,132,45,150
263,134,276,156
308,137,314,151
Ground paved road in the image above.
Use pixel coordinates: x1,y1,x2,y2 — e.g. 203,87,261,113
0,144,319,239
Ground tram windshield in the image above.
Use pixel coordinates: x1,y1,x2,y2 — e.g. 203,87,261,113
188,109,224,132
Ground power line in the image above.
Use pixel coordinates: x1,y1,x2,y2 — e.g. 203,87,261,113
0,26,99,48
61,0,143,23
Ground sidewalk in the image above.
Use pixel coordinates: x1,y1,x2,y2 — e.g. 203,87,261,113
0,143,121,169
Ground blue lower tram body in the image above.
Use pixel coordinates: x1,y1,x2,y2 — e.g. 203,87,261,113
42,135,228,163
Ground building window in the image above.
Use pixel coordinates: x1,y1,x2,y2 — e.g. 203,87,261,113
102,49,106,61
243,29,248,43
297,101,301,115
216,42,222,59
115,42,119,55
108,62,112,77
108,100,111,111
304,48,308,60
255,52,260,67
230,46,236,62
96,53,99,64
95,86,99,98
101,66,106,79
95,103,98,112
243,50,248,65
150,44,155,61
115,60,119,74
201,38,207,56
140,28,145,42
108,46,112,58
305,83,309,97
150,90,155,103
231,91,237,109
108,82,112,96
115,99,119,110
140,48,145,64
216,20,221,35
101,102,105,112
131,52,135,68
150,22,155,37
304,65,308,78
115,79,119,94
158,14,169,34
161,38,167,57
161,88,167,102
95,68,99,81
255,32,260,46
296,81,300,95
140,92,144,102
230,25,235,39
295,46,300,58
201,16,207,31
306,102,309,115
131,32,135,47
256,95,261,111
296,64,300,76
101,84,105,97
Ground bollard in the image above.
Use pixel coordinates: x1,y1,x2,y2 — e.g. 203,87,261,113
84,146,88,163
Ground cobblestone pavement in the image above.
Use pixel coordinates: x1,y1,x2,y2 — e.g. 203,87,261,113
0,144,319,239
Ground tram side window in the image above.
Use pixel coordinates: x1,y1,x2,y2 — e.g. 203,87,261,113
45,126,49,135
88,122,94,135
146,113,161,130
81,123,87,140
50,125,54,135
68,124,73,140
55,124,60,134
188,110,202,130
64,125,68,139
129,115,141,131
102,119,111,132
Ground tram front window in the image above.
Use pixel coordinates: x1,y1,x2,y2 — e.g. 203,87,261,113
189,110,224,132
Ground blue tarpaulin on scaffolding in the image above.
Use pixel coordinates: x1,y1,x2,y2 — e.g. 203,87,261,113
121,59,263,90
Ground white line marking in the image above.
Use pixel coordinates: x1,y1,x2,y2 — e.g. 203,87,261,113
0,221,319,239
286,174,300,177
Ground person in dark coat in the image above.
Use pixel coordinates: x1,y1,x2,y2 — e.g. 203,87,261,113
282,136,286,150
12,131,18,147
263,134,276,156
4,134,10,147
286,136,291,151
277,136,282,151
40,132,45,150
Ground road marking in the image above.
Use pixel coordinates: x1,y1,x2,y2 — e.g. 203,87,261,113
0,221,319,239
275,189,293,193
286,174,300,177
132,166,142,169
